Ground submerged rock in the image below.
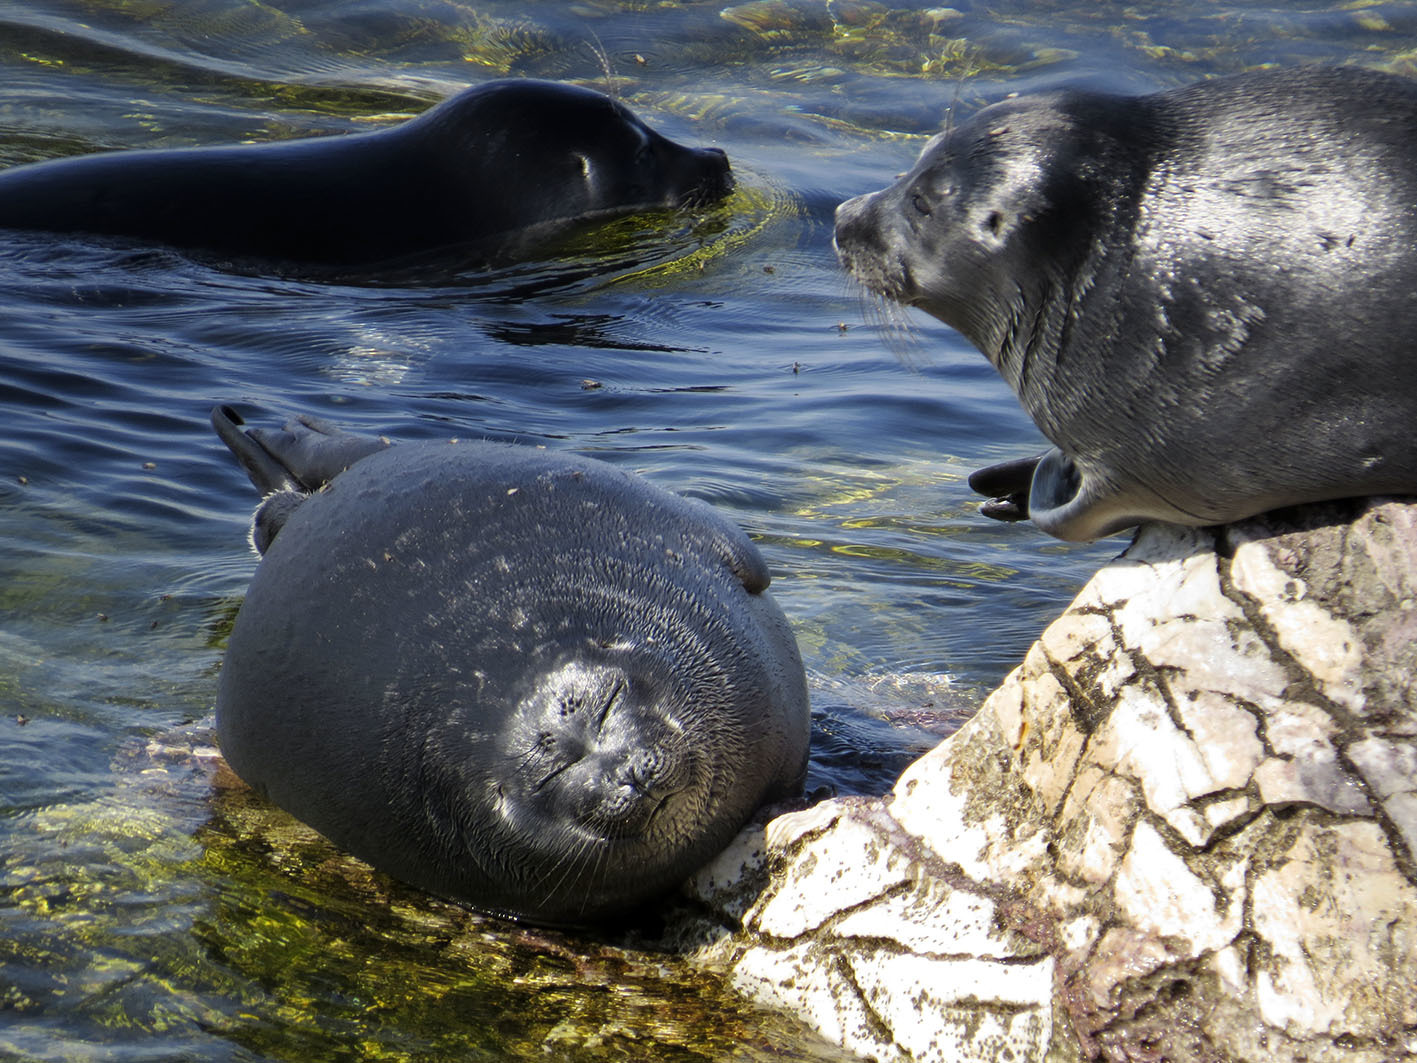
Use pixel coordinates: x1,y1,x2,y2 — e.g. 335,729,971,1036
679,497,1417,1063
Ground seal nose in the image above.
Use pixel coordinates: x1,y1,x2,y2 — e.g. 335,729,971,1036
674,144,733,205
699,146,733,196
833,193,877,257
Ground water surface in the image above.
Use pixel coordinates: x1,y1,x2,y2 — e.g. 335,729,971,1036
3,1,1415,1058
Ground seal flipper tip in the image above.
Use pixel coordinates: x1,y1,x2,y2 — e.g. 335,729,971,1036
245,413,391,492
968,452,1042,524
978,495,1030,522
212,405,301,497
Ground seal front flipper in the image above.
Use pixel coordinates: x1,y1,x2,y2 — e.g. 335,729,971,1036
672,495,772,593
971,448,1124,542
718,528,771,594
968,453,1043,523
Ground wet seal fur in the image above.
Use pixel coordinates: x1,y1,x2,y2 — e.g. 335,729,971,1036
0,80,732,268
835,65,1417,541
211,407,808,926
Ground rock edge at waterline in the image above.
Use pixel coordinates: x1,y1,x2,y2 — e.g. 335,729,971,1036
677,497,1417,1063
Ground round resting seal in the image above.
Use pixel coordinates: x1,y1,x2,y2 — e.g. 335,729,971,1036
211,407,808,926
835,65,1417,541
0,80,732,268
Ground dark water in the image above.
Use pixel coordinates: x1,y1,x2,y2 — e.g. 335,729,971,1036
3,1,1416,1058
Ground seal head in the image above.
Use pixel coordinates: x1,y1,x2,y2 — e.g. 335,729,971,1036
211,408,807,925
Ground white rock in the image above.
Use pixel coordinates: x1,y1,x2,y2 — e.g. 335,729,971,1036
677,499,1417,1063
1113,820,1238,954
1229,537,1364,710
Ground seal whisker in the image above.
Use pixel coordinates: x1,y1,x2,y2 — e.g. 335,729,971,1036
531,825,605,913
855,285,925,367
583,32,620,99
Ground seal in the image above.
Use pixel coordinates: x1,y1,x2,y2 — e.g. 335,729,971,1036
210,406,808,926
0,79,732,268
834,65,1417,541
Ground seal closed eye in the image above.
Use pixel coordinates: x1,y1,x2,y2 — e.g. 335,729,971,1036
835,65,1417,541
0,79,733,270
209,406,807,926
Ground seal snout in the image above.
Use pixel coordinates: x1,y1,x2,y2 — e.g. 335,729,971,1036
832,192,874,256
510,658,699,838
674,144,734,207
598,741,694,836
833,190,913,303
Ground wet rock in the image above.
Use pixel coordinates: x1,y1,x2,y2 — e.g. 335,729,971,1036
680,497,1417,1063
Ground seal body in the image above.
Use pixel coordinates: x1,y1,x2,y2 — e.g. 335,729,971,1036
0,80,732,267
835,66,1417,541
211,408,808,926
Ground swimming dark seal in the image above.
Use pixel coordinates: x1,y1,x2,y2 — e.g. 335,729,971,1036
0,80,732,268
834,65,1417,541
210,407,808,926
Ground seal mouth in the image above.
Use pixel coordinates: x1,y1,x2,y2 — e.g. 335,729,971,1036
496,718,707,923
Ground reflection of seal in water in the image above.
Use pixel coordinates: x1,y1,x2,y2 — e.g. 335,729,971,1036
0,80,732,268
834,66,1417,541
210,407,808,926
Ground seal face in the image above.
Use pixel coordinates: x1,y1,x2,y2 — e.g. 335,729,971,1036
835,66,1417,540
211,408,807,926
0,80,732,268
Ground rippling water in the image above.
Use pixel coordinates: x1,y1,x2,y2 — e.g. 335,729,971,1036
3,1,1415,1058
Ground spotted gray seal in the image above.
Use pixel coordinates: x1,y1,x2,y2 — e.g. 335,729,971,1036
0,80,732,268
834,65,1417,541
211,406,808,926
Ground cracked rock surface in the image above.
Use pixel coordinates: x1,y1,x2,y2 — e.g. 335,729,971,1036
678,498,1417,1063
